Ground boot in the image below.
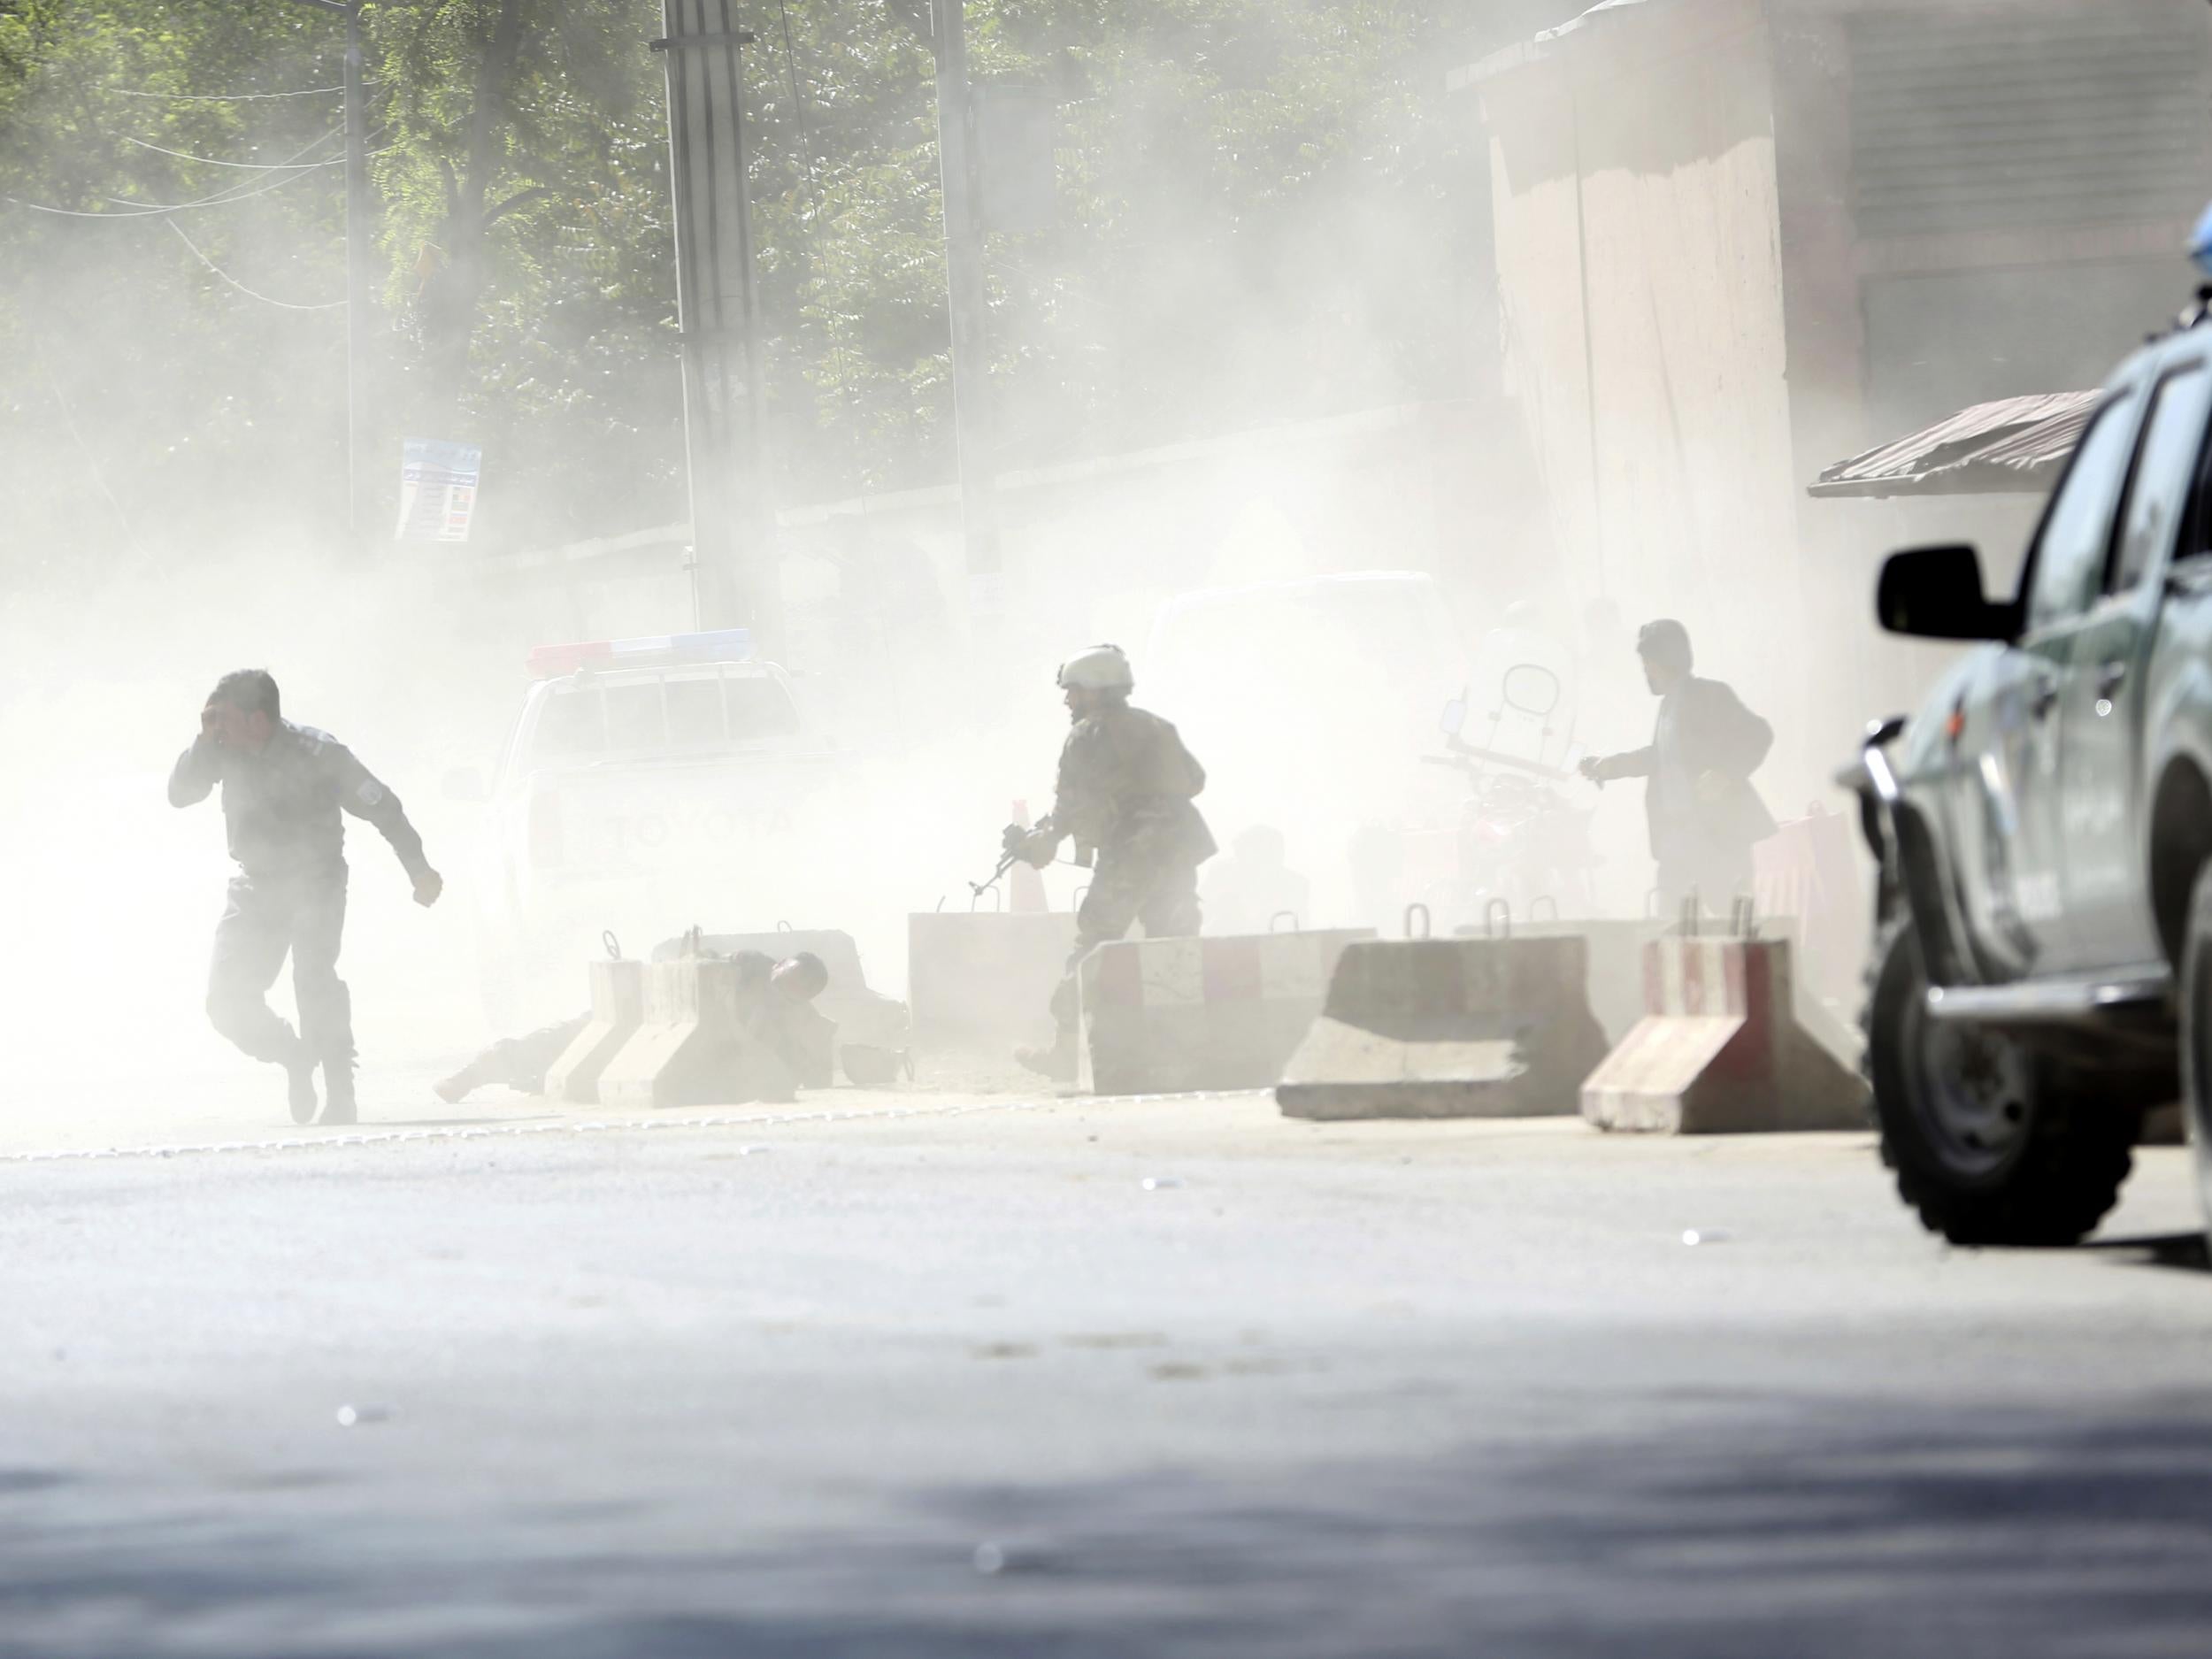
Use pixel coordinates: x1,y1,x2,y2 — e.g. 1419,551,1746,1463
434,1060,487,1105
1014,1039,1077,1084
319,1061,357,1126
284,1052,319,1125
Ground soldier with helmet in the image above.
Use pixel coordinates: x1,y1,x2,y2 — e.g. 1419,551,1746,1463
1006,643,1217,1081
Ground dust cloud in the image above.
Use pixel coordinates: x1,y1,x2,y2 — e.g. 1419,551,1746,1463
5,0,2192,1133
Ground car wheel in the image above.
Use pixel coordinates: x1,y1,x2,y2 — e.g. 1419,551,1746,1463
1864,918,2137,1246
2177,866,2212,1237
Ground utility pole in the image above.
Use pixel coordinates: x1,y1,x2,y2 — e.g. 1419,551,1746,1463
342,1,371,551
928,0,1002,631
293,0,372,549
654,0,780,650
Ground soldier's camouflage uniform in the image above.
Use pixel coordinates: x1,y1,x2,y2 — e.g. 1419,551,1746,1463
1044,703,1217,1044
168,721,432,1080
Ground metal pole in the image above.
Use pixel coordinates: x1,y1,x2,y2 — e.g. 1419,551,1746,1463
928,0,1002,630
657,0,714,629
654,3,777,648
343,1,370,550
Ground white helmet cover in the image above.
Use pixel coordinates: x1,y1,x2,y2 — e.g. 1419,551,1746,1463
1056,643,1134,692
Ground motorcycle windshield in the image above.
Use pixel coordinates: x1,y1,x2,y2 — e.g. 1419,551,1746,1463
1463,627,1580,774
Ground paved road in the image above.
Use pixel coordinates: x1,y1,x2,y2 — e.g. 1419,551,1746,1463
4,1085,2211,1658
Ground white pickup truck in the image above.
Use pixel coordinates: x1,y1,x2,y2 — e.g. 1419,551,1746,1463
451,631,841,1021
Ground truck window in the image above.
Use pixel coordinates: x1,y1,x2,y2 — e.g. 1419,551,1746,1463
2110,366,2212,593
727,677,801,740
533,686,603,761
2025,391,2142,631
604,682,664,751
665,679,726,748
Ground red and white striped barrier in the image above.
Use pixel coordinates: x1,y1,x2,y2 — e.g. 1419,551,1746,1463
1077,929,1373,1095
1580,933,1866,1133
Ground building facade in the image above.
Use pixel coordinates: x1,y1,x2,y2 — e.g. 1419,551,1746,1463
1461,0,2212,791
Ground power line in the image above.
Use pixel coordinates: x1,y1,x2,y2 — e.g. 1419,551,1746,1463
9,163,326,219
6,126,349,218
111,83,342,102
99,157,342,212
165,218,344,311
775,0,818,193
123,134,346,170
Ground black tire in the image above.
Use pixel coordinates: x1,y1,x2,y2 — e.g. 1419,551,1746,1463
1864,918,2138,1246
2177,866,2212,1236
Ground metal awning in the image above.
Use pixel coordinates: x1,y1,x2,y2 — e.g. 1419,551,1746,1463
1809,391,2101,499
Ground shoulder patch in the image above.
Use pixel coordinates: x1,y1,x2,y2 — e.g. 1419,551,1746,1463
357,780,386,807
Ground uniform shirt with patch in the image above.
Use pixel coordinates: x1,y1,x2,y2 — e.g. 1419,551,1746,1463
168,720,429,882
1049,703,1217,868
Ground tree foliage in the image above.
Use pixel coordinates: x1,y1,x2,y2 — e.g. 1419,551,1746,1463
1,0,1498,572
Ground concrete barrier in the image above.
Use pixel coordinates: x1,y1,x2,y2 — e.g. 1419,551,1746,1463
1077,929,1372,1095
597,957,745,1110
1580,933,1868,1133
908,910,1080,1049
542,956,645,1104
656,927,910,1065
1507,914,1862,1073
1507,918,1667,1045
1276,933,1609,1120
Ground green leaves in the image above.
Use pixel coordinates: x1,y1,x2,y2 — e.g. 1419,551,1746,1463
1,0,1476,569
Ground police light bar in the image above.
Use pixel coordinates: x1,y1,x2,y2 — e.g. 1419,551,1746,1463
527,628,752,679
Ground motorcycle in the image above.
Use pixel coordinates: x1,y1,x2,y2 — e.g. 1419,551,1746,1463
1424,661,1600,925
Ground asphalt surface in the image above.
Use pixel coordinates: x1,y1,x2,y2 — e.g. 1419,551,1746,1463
6,1075,2212,1658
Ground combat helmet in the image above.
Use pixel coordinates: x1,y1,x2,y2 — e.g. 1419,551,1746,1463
770,952,829,1002
1056,643,1134,694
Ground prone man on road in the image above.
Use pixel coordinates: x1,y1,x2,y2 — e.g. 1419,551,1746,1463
169,669,442,1125
434,950,837,1105
1008,644,1216,1082
1577,619,1775,915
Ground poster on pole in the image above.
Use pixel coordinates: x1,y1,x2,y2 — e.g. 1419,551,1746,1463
395,438,481,542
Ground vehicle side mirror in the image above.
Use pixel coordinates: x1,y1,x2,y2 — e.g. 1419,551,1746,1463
442,766,488,803
1439,695,1466,738
1877,544,2015,641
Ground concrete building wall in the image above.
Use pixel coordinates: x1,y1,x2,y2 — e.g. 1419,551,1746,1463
1483,0,1813,780
1475,0,2212,798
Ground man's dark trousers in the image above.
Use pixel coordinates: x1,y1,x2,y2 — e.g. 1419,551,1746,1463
206,871,353,1071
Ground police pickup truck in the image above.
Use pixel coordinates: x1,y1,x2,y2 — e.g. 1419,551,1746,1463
453,630,836,1021
1849,303,2212,1247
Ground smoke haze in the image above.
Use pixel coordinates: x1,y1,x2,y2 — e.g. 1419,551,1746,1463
5,0,2206,1128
